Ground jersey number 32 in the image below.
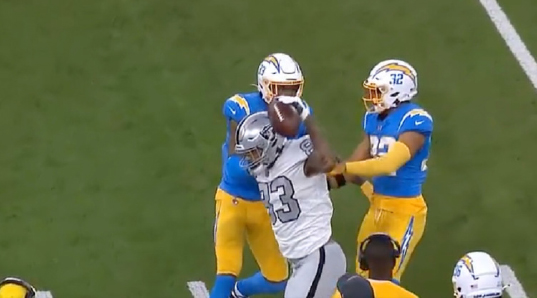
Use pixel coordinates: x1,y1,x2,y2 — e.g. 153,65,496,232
259,176,301,225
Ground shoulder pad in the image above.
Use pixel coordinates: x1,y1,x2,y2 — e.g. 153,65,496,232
398,108,433,133
223,94,251,121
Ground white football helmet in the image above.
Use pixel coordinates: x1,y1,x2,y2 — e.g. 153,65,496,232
257,53,304,104
452,251,507,298
363,59,418,113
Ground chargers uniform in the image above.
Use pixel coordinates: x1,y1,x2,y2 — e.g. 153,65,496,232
216,92,286,282
356,102,432,281
255,135,346,298
212,53,308,298
215,92,309,281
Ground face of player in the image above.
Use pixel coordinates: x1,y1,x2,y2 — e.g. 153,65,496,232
269,83,302,99
239,147,266,175
244,148,262,164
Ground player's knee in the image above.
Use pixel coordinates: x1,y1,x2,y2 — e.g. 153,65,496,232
216,258,242,277
258,258,288,282
215,246,243,276
216,266,241,277
261,268,288,284
254,270,287,292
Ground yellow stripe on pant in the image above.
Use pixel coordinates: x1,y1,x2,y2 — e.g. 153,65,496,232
356,194,427,281
214,188,288,282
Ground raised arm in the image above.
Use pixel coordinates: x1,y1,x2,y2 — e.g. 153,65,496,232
303,115,337,176
275,96,337,177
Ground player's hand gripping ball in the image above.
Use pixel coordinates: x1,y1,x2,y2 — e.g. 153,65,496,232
268,98,303,138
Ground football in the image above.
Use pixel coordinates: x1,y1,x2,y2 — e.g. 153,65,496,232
268,100,301,137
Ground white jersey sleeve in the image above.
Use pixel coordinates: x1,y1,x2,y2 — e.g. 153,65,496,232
257,135,333,259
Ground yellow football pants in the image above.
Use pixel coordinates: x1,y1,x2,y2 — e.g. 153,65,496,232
356,194,427,281
214,188,288,282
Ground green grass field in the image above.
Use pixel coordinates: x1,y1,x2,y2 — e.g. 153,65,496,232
1,0,536,297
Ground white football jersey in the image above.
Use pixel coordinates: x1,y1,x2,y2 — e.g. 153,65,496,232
255,135,333,259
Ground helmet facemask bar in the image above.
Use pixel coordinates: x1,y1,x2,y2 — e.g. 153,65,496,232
236,146,266,173
362,80,389,112
260,79,304,104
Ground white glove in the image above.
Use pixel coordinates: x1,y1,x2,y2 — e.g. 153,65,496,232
276,96,310,121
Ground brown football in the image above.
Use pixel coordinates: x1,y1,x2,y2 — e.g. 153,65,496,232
268,100,301,137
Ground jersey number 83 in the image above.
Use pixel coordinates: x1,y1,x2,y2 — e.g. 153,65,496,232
259,177,302,225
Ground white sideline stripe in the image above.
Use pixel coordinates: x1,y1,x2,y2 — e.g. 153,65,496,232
36,291,54,298
500,265,528,298
474,0,534,296
479,0,537,91
187,281,209,298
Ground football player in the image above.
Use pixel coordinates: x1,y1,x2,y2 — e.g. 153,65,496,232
333,233,418,298
235,97,346,298
210,53,310,298
0,277,36,298
331,59,432,282
452,251,508,298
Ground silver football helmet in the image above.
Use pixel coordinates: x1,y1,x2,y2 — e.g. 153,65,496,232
235,111,285,175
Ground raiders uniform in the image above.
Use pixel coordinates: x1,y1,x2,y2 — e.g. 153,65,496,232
255,135,346,298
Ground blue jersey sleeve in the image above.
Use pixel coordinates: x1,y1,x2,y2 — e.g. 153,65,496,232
398,108,433,135
223,94,251,123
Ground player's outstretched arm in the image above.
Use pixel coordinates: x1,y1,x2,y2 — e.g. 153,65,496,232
334,131,425,177
303,115,336,176
327,156,366,187
334,108,433,177
326,132,374,194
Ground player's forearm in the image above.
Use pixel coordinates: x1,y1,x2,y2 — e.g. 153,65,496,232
304,116,332,157
344,174,365,186
345,142,411,176
327,174,346,190
329,174,373,199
